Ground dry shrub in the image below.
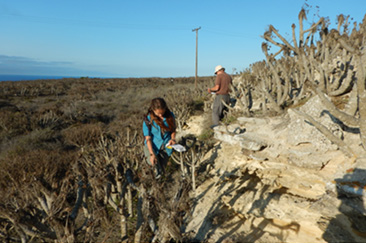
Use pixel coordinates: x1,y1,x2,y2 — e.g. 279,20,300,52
0,128,60,161
38,110,61,128
62,123,104,148
16,127,58,150
0,148,76,194
0,110,29,137
0,149,78,242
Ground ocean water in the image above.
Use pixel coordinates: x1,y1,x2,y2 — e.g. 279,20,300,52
0,74,77,82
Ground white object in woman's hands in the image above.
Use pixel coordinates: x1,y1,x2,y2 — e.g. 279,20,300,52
166,143,186,152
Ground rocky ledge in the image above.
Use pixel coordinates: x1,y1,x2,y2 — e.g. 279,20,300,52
184,95,366,242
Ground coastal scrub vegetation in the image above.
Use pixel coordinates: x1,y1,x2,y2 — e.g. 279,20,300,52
0,76,215,242
0,6,366,242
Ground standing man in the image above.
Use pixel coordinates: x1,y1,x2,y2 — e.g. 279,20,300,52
208,65,232,128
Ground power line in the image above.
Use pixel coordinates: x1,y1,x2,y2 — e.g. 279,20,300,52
203,27,260,39
1,13,192,31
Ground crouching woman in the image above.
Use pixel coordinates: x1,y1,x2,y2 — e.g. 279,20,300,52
143,98,176,179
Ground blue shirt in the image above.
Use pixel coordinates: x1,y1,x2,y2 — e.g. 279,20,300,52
143,112,175,156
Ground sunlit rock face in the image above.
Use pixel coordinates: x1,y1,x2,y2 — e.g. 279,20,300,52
185,95,366,242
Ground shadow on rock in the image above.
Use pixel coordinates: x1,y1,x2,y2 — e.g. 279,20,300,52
323,168,366,242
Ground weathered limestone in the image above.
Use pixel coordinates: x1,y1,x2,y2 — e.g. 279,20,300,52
185,94,366,242
213,125,267,151
287,95,342,151
185,142,334,242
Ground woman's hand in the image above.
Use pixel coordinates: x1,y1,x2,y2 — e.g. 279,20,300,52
150,153,157,166
169,139,176,146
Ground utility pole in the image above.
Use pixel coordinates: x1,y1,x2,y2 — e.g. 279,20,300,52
192,27,201,89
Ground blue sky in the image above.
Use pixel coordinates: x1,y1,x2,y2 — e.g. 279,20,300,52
0,0,365,78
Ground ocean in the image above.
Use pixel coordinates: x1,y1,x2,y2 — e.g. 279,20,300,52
0,74,78,82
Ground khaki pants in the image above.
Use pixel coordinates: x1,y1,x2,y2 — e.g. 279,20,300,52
212,94,230,126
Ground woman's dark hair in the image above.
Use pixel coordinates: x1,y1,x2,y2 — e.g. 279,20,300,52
147,97,176,132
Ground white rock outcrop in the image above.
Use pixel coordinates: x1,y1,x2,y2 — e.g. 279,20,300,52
184,95,366,242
